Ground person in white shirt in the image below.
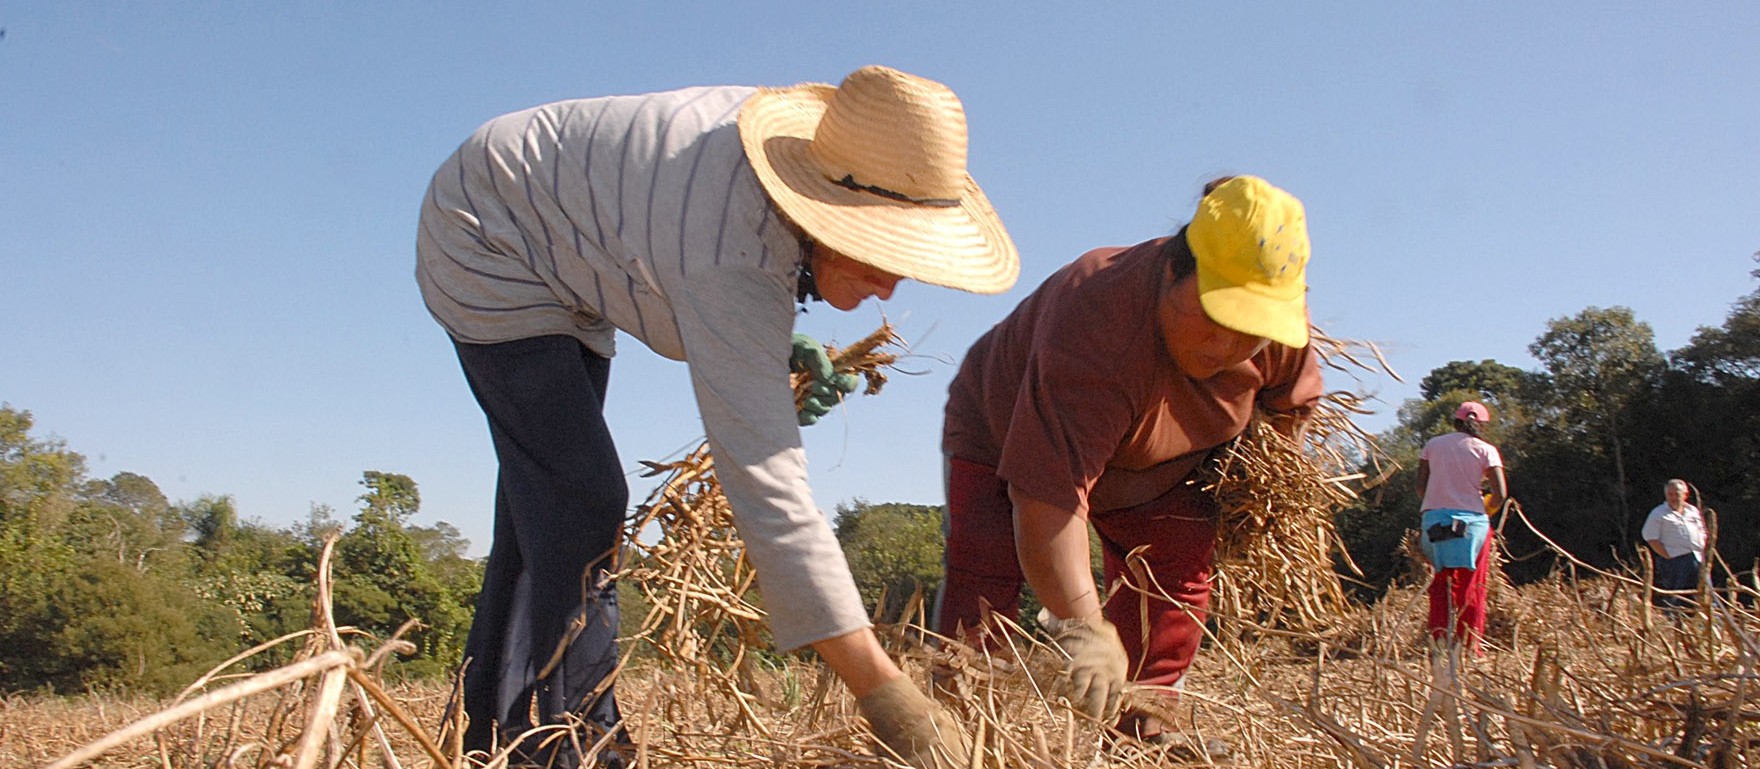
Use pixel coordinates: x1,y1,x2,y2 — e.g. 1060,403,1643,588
1641,479,1706,610
417,66,1017,769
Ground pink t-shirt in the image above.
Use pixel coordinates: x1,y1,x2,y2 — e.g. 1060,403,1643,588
1419,431,1503,512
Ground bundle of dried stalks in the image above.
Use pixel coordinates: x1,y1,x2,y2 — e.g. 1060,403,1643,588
613,324,906,724
619,439,771,730
1195,329,1399,636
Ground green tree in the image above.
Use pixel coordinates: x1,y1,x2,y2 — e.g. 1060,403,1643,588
330,471,474,677
1673,253,1760,383
294,503,345,544
360,470,420,524
1384,359,1538,455
1337,359,1549,589
0,407,495,687
64,471,190,575
834,500,946,623
1627,254,1760,575
42,556,236,695
0,407,235,693
1341,286,1760,590
1528,306,1664,542
183,500,312,657
1419,359,1533,404
185,494,240,565
0,405,85,533
408,519,469,563
92,471,172,525
0,406,86,689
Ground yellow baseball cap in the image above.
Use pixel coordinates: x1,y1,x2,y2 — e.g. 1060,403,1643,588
1186,176,1311,349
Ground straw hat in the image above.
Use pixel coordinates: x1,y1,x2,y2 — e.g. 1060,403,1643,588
738,66,1019,295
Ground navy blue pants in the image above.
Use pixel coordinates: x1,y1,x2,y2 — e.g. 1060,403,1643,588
452,335,628,765
1653,552,1700,612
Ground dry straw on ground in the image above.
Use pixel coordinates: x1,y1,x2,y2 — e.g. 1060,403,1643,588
24,325,1760,768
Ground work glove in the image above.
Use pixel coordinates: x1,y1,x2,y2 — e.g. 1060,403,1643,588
790,333,860,426
1039,609,1130,722
857,676,970,769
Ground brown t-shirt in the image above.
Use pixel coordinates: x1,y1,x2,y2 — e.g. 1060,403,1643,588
943,236,1324,514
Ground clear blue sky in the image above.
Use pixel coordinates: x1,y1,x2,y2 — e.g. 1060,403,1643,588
5,4,1757,556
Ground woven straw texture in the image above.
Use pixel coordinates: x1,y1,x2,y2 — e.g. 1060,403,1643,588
739,66,1019,295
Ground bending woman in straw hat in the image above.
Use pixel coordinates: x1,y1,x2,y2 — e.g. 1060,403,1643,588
936,176,1323,748
417,65,1015,769
1416,401,1507,653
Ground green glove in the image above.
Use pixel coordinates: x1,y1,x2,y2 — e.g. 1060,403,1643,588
798,381,835,426
791,333,860,426
791,333,836,381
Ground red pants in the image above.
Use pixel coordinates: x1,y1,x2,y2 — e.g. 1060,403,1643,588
936,458,1215,695
1427,534,1493,651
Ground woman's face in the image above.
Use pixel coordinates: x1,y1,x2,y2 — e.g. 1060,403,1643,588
1161,275,1271,379
813,245,903,311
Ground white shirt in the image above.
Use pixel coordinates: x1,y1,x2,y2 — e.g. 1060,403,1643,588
1641,502,1706,561
416,86,869,651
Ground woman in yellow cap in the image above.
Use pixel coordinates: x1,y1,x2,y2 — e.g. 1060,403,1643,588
935,176,1323,749
418,66,1015,769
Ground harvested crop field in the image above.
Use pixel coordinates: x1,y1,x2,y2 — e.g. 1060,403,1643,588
6,566,1757,768
13,328,1756,768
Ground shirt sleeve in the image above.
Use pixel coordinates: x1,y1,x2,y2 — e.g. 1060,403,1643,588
670,265,871,652
1256,343,1325,419
994,294,1139,516
1640,507,1663,541
1482,442,1504,469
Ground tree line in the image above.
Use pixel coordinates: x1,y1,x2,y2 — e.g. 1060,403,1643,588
4,256,1755,695
1338,256,1760,590
0,413,479,694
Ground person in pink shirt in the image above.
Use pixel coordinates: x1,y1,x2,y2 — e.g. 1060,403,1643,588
1415,401,1508,651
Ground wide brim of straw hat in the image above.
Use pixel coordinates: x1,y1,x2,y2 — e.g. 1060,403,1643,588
738,83,1019,295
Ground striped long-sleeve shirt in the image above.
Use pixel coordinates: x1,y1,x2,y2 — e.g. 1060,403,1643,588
416,85,871,652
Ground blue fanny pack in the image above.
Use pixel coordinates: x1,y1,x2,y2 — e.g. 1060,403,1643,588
1420,508,1490,570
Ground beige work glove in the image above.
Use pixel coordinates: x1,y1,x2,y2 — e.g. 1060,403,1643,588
1040,609,1130,722
857,676,970,769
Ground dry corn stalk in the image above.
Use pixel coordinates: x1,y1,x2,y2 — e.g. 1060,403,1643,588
614,323,904,727
44,536,450,769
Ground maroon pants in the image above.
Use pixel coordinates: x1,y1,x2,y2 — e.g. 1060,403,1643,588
936,458,1216,695
1426,533,1493,652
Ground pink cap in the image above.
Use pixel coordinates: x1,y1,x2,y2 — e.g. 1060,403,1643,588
1455,401,1491,422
